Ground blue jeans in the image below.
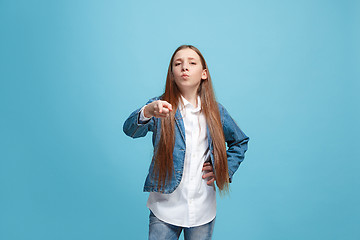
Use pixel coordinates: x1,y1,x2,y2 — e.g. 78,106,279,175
148,210,216,240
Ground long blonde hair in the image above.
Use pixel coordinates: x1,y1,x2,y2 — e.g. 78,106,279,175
153,45,229,194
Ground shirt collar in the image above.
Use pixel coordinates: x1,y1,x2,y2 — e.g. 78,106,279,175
179,95,201,113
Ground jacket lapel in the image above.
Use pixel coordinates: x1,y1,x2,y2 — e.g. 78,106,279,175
206,125,213,151
174,108,186,143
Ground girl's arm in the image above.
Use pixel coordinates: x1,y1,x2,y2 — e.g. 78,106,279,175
123,97,158,138
220,104,250,183
123,97,173,138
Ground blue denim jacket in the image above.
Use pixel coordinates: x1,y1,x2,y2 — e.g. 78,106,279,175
123,96,249,194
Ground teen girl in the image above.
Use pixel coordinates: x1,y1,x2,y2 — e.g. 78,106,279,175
123,45,249,240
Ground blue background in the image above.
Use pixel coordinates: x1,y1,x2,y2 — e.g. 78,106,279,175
1,0,359,239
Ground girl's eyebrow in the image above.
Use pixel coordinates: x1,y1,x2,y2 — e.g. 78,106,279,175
174,57,196,62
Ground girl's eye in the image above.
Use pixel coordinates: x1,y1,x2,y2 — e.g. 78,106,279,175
175,63,180,66
190,62,196,65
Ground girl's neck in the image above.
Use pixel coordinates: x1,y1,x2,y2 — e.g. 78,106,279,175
180,91,198,108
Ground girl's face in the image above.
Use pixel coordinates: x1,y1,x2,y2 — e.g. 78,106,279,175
172,48,207,94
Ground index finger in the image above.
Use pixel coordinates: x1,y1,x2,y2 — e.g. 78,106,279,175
161,101,172,111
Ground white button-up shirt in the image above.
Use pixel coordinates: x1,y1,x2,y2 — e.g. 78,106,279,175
140,95,216,227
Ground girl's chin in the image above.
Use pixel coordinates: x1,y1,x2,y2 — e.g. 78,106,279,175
175,80,200,87
176,82,197,88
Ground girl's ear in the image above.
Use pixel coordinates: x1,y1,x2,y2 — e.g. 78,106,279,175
201,69,208,80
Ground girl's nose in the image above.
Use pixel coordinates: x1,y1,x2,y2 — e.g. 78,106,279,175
182,64,189,71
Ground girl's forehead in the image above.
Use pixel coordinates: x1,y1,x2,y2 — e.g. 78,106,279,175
173,48,200,61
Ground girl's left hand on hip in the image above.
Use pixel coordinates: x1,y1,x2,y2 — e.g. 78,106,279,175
202,162,216,185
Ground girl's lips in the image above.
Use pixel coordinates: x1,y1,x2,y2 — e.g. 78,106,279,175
181,74,189,78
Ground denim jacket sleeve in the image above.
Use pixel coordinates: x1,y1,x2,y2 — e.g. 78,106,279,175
219,103,250,183
123,97,159,138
